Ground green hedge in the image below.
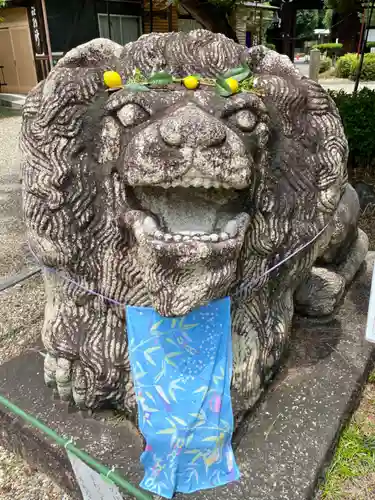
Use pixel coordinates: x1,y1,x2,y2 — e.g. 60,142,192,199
329,88,375,168
335,53,375,80
265,43,276,51
313,43,343,57
319,56,332,74
335,54,357,78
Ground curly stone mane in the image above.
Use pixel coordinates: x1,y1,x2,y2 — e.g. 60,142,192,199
20,30,366,422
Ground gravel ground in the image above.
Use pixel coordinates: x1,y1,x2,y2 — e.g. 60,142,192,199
0,115,31,280
0,114,72,499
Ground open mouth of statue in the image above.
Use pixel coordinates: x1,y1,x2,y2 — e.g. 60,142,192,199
125,183,251,250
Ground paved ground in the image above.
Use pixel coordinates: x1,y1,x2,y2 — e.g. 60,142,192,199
0,114,71,499
294,62,375,92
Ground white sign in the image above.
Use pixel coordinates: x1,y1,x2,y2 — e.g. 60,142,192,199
67,451,124,500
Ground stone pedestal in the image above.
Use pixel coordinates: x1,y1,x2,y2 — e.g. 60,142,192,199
0,254,374,500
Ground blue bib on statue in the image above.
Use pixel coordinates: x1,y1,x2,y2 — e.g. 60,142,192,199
126,297,240,499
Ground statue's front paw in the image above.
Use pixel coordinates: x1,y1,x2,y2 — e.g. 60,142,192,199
44,353,92,408
44,352,137,417
294,267,345,317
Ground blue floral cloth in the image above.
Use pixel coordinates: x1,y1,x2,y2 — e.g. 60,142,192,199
126,297,240,499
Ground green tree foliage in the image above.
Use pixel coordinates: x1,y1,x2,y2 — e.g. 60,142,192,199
296,10,321,40
323,8,333,28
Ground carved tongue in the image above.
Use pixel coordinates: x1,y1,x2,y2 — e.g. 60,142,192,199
223,220,237,238
143,216,158,235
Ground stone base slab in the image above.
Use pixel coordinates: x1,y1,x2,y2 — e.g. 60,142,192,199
0,254,374,500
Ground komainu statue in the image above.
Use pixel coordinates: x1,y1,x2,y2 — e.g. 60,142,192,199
20,30,368,425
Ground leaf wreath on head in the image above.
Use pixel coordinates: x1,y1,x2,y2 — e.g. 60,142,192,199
103,64,263,97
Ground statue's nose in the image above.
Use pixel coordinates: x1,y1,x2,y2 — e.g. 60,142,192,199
159,104,226,148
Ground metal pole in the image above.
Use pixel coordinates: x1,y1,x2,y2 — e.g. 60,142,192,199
354,0,375,94
357,8,366,57
40,0,53,70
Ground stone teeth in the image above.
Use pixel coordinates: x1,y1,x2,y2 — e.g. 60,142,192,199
179,230,197,236
223,220,238,238
156,178,232,189
191,178,202,188
151,231,233,243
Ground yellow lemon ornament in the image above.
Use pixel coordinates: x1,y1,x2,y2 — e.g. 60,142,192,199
183,75,199,90
226,77,239,94
103,70,123,89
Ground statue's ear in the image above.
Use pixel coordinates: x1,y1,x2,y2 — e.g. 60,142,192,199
247,46,302,80
55,38,123,70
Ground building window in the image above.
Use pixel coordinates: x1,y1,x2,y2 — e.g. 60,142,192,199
98,14,142,45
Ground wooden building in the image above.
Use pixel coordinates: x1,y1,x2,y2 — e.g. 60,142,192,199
0,0,325,94
0,0,184,93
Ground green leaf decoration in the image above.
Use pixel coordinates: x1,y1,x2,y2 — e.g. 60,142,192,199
215,77,232,97
194,385,208,394
172,416,188,426
125,83,150,92
166,352,182,359
222,63,251,82
149,71,173,85
151,319,164,331
165,353,181,368
157,428,176,435
147,346,160,354
182,324,198,331
191,452,203,464
203,436,220,442
181,332,192,344
165,358,177,368
166,338,178,346
166,417,177,427
144,351,156,366
186,434,194,447
145,391,156,404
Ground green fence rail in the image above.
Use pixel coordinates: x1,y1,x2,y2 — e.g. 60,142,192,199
0,394,152,500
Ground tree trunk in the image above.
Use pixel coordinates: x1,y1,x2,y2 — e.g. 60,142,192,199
179,0,239,42
331,11,360,53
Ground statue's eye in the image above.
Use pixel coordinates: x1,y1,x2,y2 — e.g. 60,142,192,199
234,109,257,132
117,103,149,127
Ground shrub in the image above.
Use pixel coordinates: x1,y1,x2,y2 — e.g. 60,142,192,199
329,88,375,168
335,53,358,78
319,56,332,73
313,43,343,57
359,53,375,80
336,53,375,80
265,43,276,51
